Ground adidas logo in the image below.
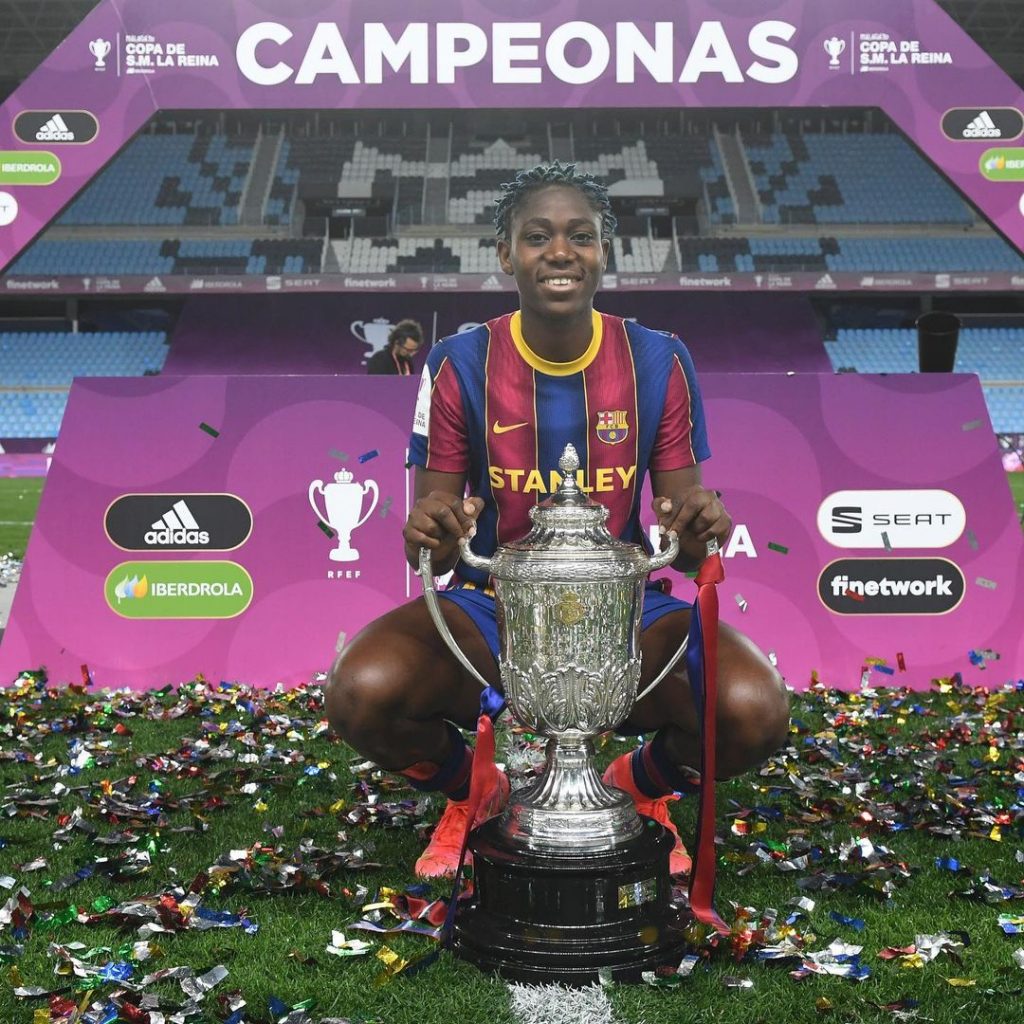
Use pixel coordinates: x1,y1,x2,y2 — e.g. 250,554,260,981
962,111,1002,138
143,276,166,292
144,500,210,545
814,273,837,289
35,114,75,142
480,274,503,291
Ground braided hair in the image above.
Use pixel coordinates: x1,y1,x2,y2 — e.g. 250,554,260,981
492,161,617,241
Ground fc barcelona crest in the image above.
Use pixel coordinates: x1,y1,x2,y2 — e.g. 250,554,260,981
596,409,629,445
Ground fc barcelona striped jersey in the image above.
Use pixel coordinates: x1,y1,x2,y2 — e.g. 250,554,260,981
408,310,710,585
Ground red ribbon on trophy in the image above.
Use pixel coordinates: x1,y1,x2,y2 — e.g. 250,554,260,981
684,539,730,935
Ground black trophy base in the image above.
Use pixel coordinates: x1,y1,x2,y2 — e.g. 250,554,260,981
452,814,690,985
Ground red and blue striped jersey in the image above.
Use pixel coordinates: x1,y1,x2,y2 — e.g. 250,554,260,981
409,310,710,585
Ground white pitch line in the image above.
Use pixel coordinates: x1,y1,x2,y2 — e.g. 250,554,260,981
507,982,620,1024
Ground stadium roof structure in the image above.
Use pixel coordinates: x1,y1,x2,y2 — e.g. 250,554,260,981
0,0,1023,90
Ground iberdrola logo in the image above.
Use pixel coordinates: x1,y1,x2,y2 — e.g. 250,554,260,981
113,574,148,602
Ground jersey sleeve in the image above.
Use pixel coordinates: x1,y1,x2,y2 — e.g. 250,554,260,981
407,347,469,472
649,338,711,471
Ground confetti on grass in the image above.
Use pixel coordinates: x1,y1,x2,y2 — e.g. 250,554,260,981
198,422,219,437
2,668,1024,1019
767,542,789,554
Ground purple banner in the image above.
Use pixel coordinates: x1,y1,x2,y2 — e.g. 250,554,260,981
1,373,1021,691
5,271,1024,296
0,2,1023,273
162,292,829,375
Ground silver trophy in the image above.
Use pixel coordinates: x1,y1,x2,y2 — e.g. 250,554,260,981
419,444,687,851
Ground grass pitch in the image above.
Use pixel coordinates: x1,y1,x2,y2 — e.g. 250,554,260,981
0,674,1022,1024
0,477,43,558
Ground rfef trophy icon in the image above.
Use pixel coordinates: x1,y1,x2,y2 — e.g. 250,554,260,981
310,469,378,561
419,444,692,983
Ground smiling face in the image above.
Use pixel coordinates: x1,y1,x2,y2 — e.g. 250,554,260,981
496,184,609,330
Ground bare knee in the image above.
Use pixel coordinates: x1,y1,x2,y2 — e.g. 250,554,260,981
717,659,790,778
325,641,406,764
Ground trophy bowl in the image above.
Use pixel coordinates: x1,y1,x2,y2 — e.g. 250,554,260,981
422,444,687,851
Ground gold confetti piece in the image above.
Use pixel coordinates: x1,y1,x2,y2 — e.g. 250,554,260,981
946,977,976,987
815,997,833,1011
990,825,1002,842
328,799,346,813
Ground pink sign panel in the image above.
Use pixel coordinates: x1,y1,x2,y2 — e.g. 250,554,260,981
1,373,1021,690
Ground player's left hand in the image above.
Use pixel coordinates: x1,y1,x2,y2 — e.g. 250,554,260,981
652,487,731,562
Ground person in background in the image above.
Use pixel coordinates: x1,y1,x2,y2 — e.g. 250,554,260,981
366,319,424,375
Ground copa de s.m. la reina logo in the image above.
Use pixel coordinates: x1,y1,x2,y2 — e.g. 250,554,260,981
105,561,253,619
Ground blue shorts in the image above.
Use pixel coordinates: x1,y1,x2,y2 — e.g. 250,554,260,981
437,580,692,732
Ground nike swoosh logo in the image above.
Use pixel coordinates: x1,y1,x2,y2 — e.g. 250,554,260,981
493,420,529,435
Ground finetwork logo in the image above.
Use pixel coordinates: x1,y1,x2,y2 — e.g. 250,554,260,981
105,493,252,551
818,558,965,615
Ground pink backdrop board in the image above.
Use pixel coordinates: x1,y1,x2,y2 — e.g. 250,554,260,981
1,373,1021,690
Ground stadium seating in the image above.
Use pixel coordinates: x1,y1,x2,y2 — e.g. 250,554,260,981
744,132,973,225
58,133,254,227
675,236,1024,273
0,330,169,436
0,391,68,437
7,239,323,276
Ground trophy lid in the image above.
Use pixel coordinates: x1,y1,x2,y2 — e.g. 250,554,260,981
484,444,654,582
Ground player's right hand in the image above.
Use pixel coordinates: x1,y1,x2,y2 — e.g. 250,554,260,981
403,492,484,565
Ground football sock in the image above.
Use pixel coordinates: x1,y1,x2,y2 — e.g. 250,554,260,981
630,728,702,799
399,721,473,801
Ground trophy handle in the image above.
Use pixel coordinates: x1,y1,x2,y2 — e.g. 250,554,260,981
643,529,679,573
634,537,719,702
308,480,330,527
417,546,491,691
354,480,379,528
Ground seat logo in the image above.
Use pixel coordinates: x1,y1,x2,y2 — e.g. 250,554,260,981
105,493,252,551
816,489,965,549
